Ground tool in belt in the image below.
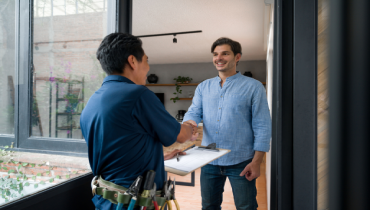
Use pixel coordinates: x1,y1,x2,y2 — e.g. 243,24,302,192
160,177,180,210
91,172,176,210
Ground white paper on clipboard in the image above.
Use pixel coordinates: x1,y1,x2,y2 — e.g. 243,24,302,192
164,146,230,176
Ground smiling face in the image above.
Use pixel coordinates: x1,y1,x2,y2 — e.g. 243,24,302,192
212,44,241,73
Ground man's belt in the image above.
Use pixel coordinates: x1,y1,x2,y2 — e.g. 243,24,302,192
91,176,168,209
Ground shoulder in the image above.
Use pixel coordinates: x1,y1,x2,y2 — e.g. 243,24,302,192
197,76,219,88
237,75,265,89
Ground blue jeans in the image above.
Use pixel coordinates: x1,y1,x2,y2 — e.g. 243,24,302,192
200,159,258,210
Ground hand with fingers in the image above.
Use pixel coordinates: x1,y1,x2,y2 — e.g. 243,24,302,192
164,149,186,161
183,120,199,141
239,161,261,181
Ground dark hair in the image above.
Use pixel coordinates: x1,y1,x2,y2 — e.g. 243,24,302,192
96,33,144,75
211,37,242,59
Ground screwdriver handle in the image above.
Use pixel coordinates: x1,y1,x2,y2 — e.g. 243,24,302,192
143,170,156,191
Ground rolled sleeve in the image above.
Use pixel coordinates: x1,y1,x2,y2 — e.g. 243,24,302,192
183,84,203,125
251,83,272,152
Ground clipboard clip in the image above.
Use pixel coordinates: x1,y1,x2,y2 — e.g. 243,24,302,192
196,143,219,152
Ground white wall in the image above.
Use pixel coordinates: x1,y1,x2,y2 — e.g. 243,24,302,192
265,3,274,210
146,60,266,118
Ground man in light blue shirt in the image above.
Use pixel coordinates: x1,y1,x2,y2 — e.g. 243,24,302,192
183,37,271,210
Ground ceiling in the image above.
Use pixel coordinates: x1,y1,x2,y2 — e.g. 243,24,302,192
132,0,270,64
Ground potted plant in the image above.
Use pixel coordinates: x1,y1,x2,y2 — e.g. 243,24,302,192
171,76,193,103
64,93,79,113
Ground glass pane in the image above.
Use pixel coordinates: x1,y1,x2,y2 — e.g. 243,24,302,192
32,0,107,139
0,0,16,135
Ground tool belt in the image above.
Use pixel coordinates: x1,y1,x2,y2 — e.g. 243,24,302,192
91,176,170,209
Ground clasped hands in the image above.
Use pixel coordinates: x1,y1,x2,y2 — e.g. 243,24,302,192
164,120,199,161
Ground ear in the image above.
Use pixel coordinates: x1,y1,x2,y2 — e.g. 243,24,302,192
127,55,136,70
235,53,242,62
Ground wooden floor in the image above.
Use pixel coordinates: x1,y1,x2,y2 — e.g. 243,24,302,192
169,160,267,210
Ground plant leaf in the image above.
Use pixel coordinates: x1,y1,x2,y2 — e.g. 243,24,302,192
49,178,54,183
2,167,7,170
45,171,50,175
0,160,3,163
32,176,36,180
24,182,30,186
13,161,19,164
56,175,60,179
37,173,41,176
34,183,38,188
22,163,28,167
4,146,9,149
30,164,35,167
72,171,77,174
40,181,45,185
18,165,21,170
66,175,70,179
8,169,14,174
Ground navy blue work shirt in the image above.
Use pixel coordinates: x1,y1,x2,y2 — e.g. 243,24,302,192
80,75,180,210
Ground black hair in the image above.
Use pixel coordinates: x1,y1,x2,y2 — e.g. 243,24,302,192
211,37,242,65
96,33,144,75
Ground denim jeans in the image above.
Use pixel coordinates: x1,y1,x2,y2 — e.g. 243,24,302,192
200,159,258,210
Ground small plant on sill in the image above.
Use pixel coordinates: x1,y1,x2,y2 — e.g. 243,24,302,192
0,145,77,203
171,76,193,103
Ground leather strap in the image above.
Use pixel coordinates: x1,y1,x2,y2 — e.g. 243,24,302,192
93,176,167,209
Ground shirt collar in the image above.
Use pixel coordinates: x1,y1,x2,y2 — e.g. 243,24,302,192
217,71,242,81
102,75,135,85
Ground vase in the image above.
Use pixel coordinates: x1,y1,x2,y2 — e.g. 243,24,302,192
243,71,253,77
147,74,158,84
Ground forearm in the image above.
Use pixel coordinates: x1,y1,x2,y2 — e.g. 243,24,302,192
251,151,265,165
176,124,193,143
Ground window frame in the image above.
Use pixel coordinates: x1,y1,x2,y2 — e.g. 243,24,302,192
0,0,120,155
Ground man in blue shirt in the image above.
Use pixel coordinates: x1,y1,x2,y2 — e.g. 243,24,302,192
80,33,197,210
183,37,271,210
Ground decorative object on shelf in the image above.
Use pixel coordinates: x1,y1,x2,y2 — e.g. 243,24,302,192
171,76,193,103
176,110,187,121
147,74,159,84
188,91,194,98
243,71,253,77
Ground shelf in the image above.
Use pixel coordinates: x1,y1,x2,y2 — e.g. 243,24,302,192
146,83,199,86
57,98,83,101
171,98,193,100
146,82,266,86
56,113,81,115
57,126,80,130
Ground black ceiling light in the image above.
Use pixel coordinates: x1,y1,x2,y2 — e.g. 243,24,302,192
135,30,202,44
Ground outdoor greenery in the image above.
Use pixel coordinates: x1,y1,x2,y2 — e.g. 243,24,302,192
0,146,83,203
171,76,193,103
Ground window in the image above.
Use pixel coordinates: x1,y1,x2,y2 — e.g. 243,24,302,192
0,0,114,205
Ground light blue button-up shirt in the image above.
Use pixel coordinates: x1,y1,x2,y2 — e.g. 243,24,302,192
183,72,271,166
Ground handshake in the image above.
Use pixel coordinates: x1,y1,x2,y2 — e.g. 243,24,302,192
183,120,199,141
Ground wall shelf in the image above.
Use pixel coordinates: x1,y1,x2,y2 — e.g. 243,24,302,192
145,83,199,86
146,82,266,86
170,98,193,100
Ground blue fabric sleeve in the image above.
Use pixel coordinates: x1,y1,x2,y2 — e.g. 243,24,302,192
251,83,272,152
132,89,181,147
183,84,203,125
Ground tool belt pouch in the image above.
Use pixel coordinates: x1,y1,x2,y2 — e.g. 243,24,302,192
94,176,167,209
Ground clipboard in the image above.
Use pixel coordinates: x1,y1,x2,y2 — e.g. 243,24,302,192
164,144,231,176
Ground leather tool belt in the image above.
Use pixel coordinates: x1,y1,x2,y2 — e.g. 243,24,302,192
91,176,170,209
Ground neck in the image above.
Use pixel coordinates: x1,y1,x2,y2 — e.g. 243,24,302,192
219,69,237,86
111,69,139,85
